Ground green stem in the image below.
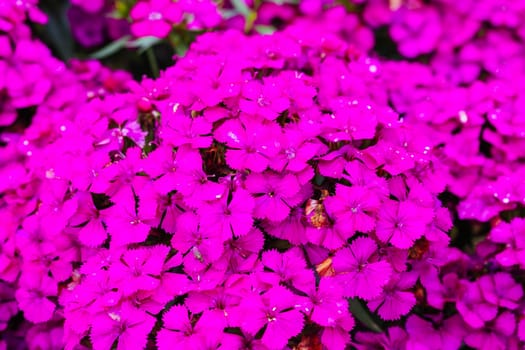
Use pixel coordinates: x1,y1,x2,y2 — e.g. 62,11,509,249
146,47,159,78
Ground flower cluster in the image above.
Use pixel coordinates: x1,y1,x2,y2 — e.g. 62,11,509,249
1,0,525,350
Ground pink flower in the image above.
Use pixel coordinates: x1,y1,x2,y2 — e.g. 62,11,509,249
90,147,145,199
261,248,315,293
69,191,107,247
375,200,434,249
109,245,169,296
490,218,525,268
15,271,57,323
320,312,355,350
218,227,264,274
367,272,417,321
169,146,225,207
456,280,498,329
405,315,466,350
171,212,224,262
238,286,304,349
263,206,310,245
464,311,517,350
91,303,156,350
214,119,281,173
324,184,380,236
103,189,153,248
198,189,254,239
157,306,225,349
0,282,17,331
130,0,182,38
322,97,378,141
239,79,290,121
159,108,213,149
332,236,392,300
245,172,301,222
478,272,523,310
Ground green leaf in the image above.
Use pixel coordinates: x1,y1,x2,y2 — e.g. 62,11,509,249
219,9,239,19
264,0,299,4
127,36,163,54
314,174,325,186
40,0,74,61
231,0,252,17
90,35,131,59
348,298,383,333
255,25,277,35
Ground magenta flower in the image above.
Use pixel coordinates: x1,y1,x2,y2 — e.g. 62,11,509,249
102,189,152,248
302,277,349,328
478,272,523,310
322,97,378,141
456,280,498,329
405,315,466,350
262,248,314,293
157,306,225,349
332,236,392,300
171,212,224,262
37,178,78,235
198,188,254,239
0,282,17,331
390,6,443,58
169,146,225,207
490,218,525,268
214,119,281,173
263,206,310,245
69,191,107,247
109,245,169,296
239,79,290,121
464,311,517,350
270,127,323,173
367,272,417,321
90,147,145,199
218,227,264,274
245,172,301,222
324,184,380,236
130,0,182,38
238,286,304,349
185,286,243,326
159,108,213,149
178,0,221,29
354,326,408,350
15,272,57,323
91,303,156,350
375,200,434,249
320,311,355,350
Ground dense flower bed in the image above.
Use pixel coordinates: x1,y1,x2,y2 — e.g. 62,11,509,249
1,0,525,349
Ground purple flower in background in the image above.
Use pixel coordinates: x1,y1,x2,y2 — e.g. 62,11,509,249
390,6,443,58
15,272,57,323
479,272,523,310
405,314,466,350
456,280,498,329
464,311,517,350
67,5,105,47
